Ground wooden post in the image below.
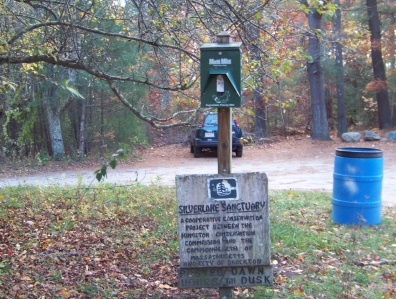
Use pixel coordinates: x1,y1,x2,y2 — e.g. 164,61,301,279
218,108,233,298
216,31,233,299
217,108,232,175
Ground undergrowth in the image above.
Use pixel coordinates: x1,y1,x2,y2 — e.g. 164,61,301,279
0,185,394,298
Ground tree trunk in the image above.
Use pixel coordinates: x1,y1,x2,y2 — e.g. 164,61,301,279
44,63,79,161
245,21,268,138
79,98,86,161
159,58,170,108
388,15,395,125
100,93,105,157
333,0,348,136
45,95,65,161
254,86,268,138
43,64,65,161
366,0,392,129
86,94,93,155
304,5,330,140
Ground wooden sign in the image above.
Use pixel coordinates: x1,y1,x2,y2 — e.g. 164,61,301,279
178,266,273,288
176,172,272,288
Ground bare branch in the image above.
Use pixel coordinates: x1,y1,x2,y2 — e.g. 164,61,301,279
0,54,197,91
107,80,198,128
2,20,199,62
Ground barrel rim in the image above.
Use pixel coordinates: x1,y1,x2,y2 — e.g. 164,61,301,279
335,147,383,158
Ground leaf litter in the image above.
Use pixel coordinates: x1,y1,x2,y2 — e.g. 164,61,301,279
0,185,220,298
0,187,395,298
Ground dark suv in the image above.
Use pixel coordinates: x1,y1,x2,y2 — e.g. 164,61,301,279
190,112,243,158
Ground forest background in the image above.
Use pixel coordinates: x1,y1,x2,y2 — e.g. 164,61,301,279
0,0,395,162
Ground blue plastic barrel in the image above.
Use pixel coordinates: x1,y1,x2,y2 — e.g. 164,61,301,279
332,147,383,225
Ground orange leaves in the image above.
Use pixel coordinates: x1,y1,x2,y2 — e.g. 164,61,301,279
39,238,52,251
297,255,305,262
113,252,123,259
20,275,32,282
158,283,175,290
365,79,388,93
57,288,71,298
293,287,305,296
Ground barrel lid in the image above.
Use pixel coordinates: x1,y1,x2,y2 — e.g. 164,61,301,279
335,147,383,158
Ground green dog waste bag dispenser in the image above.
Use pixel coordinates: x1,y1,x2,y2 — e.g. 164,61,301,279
200,42,242,107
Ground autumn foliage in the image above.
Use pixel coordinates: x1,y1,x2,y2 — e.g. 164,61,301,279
1,186,395,298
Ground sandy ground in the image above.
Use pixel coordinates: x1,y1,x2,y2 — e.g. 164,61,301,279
0,138,395,207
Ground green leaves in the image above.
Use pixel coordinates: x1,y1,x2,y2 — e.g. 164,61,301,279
61,79,85,100
109,158,117,169
94,162,108,182
94,147,129,182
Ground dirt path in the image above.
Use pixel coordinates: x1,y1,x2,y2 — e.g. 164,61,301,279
1,138,395,207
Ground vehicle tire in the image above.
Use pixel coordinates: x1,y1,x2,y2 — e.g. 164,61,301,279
236,146,243,157
190,143,194,153
194,146,202,158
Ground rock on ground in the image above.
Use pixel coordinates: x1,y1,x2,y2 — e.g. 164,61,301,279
342,132,361,142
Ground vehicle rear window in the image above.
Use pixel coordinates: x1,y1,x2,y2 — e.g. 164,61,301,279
204,114,218,126
203,114,237,126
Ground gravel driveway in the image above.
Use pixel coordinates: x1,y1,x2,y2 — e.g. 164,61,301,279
1,141,395,207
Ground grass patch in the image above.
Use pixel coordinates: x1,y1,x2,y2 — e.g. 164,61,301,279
0,186,395,298
266,191,396,299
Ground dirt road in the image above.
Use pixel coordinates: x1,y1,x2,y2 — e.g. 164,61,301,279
1,138,395,207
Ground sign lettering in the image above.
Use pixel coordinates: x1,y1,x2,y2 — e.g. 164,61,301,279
176,173,273,289
209,58,232,65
